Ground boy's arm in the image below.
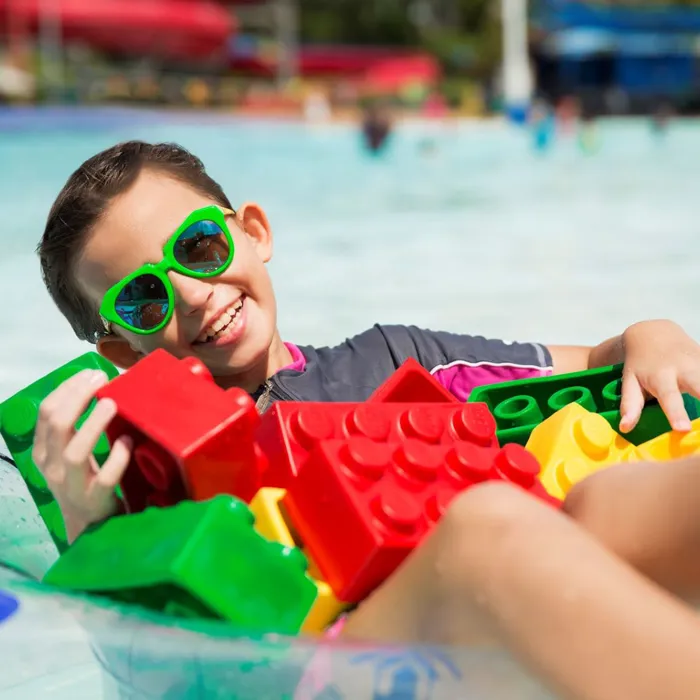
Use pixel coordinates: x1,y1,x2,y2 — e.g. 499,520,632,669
387,327,620,378
376,323,696,430
546,345,592,374
372,325,554,401
547,335,624,375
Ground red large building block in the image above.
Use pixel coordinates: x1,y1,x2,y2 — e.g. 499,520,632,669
257,401,499,489
369,358,458,404
283,436,555,602
96,349,267,513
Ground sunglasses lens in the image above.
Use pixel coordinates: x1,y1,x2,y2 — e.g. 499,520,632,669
115,273,169,331
173,219,231,274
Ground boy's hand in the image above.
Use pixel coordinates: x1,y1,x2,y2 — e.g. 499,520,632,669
620,320,700,433
32,369,132,543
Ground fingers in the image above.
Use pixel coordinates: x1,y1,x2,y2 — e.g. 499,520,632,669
634,367,691,432
622,369,693,433
30,368,129,534
33,370,110,472
94,433,133,491
619,372,645,433
653,374,691,432
678,371,700,413
62,398,118,490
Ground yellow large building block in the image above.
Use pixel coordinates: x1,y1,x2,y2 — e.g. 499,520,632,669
249,487,348,634
526,403,640,500
634,418,700,461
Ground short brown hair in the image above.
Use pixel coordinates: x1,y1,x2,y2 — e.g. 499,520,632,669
37,141,233,343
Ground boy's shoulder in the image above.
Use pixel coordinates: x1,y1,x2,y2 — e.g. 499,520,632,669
308,323,550,369
300,323,448,375
274,324,552,404
287,324,409,402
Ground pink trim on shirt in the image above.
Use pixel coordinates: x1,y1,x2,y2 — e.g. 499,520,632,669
431,360,553,402
281,342,307,372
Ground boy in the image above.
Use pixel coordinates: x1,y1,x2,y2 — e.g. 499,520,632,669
34,140,700,541
31,141,700,699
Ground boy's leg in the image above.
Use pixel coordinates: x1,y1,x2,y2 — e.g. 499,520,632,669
563,456,700,600
340,478,700,700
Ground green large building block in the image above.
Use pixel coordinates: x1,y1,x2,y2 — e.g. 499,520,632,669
468,364,700,447
0,353,119,552
42,495,319,635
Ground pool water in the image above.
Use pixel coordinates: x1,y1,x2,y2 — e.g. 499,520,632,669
0,108,697,699
0,110,699,402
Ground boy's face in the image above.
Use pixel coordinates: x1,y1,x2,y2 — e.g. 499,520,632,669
76,170,280,385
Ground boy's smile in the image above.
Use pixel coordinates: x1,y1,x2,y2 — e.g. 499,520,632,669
194,294,245,344
194,294,246,346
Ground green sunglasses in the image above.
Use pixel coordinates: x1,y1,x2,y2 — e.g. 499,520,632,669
99,205,236,336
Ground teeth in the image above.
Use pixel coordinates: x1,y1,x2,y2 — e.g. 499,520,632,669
212,313,230,332
196,297,245,344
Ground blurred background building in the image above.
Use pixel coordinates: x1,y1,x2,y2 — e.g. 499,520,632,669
0,0,698,117
531,0,700,114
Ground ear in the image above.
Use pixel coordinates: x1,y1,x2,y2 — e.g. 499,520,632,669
96,335,143,370
236,202,273,263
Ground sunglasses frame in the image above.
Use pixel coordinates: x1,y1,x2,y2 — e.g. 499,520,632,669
99,205,236,336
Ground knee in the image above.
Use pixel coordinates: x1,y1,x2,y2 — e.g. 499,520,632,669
435,482,551,584
443,481,536,536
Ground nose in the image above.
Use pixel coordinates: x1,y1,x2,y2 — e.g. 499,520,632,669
168,270,214,316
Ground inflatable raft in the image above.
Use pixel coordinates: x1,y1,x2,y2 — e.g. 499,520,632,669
0,463,555,700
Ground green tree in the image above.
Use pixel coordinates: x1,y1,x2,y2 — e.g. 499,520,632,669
299,0,502,78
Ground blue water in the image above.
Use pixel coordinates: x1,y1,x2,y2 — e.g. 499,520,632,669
1,109,699,403
0,108,698,699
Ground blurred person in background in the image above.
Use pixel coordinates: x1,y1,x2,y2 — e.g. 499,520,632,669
556,94,580,136
361,100,392,155
651,100,674,139
578,100,599,155
529,97,556,153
